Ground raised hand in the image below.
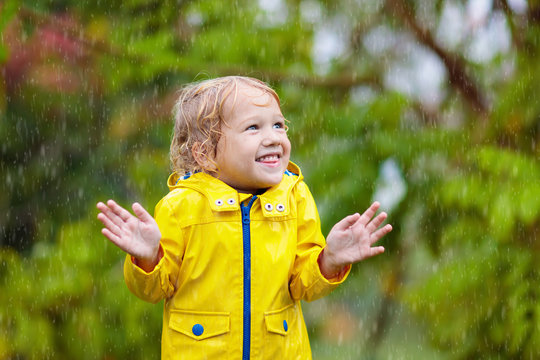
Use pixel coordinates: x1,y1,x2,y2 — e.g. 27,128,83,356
97,200,161,270
319,202,392,278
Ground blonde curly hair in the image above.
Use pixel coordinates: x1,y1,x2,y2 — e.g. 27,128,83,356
170,76,280,175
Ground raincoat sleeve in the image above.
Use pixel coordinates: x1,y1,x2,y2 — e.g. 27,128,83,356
123,196,185,304
289,181,351,302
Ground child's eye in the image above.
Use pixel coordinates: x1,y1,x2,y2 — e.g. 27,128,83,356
273,122,284,129
246,125,258,131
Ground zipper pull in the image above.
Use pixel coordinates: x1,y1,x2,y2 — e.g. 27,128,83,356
241,205,250,224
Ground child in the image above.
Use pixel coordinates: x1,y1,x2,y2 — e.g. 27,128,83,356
97,76,392,360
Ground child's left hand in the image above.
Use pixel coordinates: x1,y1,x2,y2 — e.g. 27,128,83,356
319,202,392,279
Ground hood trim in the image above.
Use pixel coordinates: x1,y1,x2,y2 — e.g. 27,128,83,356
166,162,303,215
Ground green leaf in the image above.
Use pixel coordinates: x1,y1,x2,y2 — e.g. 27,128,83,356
0,0,18,34
0,0,18,63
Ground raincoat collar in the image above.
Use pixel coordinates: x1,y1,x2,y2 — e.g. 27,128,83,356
167,162,303,216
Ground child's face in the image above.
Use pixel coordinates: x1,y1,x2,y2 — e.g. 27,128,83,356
213,83,291,193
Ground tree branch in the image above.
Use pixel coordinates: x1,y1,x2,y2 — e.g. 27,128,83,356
496,0,523,49
385,0,489,117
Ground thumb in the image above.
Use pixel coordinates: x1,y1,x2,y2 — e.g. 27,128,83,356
332,213,361,231
132,202,154,223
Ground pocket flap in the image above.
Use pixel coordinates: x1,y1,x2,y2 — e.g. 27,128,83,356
169,309,230,341
264,304,293,336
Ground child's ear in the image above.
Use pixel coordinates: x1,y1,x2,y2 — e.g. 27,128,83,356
192,142,217,172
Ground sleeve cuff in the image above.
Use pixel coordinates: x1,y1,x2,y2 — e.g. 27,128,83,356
129,244,164,275
316,247,351,284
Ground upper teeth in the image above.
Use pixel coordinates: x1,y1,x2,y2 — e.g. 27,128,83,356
258,155,278,161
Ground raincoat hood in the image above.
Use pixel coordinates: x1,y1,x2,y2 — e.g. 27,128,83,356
166,162,303,217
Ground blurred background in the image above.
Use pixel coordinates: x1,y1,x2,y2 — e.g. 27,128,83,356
1,0,539,358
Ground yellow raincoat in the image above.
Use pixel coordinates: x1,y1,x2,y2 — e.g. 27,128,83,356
124,162,350,359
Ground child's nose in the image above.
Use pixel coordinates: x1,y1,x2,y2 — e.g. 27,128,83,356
262,128,281,146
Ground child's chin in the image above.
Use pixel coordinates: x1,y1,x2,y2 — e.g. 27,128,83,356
265,176,284,187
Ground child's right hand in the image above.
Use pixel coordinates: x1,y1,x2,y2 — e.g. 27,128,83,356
97,200,161,271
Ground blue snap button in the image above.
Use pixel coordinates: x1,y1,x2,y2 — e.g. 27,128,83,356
283,320,288,332
192,324,204,336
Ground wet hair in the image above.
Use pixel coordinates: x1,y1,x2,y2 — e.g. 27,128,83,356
170,76,280,175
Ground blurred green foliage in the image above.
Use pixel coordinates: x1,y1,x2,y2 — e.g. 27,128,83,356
1,0,539,358
0,219,162,359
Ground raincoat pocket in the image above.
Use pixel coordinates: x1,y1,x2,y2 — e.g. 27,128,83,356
264,304,294,336
263,304,308,359
169,309,230,340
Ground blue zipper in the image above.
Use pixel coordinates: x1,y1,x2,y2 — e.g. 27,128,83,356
240,195,257,360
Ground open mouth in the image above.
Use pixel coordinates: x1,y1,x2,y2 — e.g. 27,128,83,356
256,154,280,164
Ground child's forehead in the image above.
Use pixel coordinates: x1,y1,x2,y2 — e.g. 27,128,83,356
225,82,279,112
236,82,273,100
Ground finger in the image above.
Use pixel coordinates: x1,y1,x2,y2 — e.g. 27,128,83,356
365,212,388,233
358,202,380,225
97,213,122,237
97,202,127,229
370,224,393,244
107,199,133,222
132,202,154,224
96,201,111,213
101,228,122,247
367,246,385,258
333,213,361,231
101,228,135,255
